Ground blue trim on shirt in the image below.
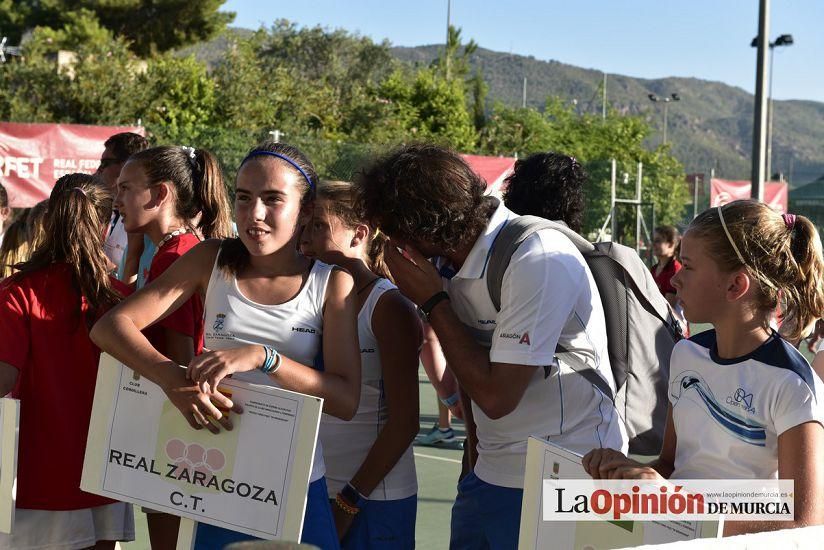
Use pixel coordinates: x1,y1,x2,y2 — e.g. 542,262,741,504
479,218,510,280
688,328,816,397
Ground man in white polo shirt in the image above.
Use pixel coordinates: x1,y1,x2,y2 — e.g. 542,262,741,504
356,144,627,549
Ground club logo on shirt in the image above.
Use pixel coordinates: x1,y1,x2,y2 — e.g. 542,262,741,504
213,313,226,331
500,331,531,345
727,387,756,414
291,326,317,334
670,371,765,446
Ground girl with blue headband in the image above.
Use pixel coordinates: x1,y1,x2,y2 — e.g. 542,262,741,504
92,141,361,549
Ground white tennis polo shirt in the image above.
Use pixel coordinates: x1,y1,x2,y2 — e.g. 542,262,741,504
435,201,627,489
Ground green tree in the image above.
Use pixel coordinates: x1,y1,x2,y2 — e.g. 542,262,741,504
433,25,478,81
4,1,234,56
257,20,396,139
469,69,488,132
373,67,476,149
139,55,217,143
0,11,141,124
480,99,688,236
212,30,278,130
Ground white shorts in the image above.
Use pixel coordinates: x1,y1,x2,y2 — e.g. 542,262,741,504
0,502,135,550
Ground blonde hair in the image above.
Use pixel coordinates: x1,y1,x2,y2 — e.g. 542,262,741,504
0,218,30,278
688,200,824,340
316,180,391,280
26,200,49,250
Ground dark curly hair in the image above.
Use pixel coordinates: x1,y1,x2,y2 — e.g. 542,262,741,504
354,144,495,253
502,152,586,234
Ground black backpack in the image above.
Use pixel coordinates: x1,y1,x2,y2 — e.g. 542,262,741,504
486,215,683,455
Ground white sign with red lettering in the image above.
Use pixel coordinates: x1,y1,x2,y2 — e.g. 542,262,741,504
81,354,322,541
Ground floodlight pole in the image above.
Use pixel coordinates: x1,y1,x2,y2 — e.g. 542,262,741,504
445,0,452,80
751,0,770,200
602,72,607,120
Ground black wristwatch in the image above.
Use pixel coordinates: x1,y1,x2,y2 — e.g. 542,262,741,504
417,291,450,323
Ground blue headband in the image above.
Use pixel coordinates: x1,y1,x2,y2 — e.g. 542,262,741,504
241,151,314,190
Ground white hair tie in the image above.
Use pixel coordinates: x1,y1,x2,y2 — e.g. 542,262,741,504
181,146,196,160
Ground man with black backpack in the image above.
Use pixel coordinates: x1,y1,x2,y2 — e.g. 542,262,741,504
356,144,628,550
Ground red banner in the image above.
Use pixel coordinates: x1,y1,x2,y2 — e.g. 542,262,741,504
0,122,144,207
710,178,788,213
461,154,516,196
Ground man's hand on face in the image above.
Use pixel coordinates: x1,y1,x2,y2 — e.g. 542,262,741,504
384,242,444,307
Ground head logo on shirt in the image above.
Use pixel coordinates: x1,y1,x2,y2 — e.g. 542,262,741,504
213,313,226,331
670,371,765,447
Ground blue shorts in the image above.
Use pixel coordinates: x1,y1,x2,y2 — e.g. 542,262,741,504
450,471,523,550
341,495,417,550
194,477,340,549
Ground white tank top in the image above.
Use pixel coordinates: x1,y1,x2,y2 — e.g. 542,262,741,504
319,278,418,500
203,252,334,482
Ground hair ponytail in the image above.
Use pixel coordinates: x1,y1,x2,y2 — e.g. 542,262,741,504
366,228,392,281
127,146,232,240
781,215,824,340
16,173,120,313
192,149,232,239
689,200,824,340
315,180,392,280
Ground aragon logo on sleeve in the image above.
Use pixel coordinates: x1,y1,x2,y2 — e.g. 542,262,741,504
499,331,531,345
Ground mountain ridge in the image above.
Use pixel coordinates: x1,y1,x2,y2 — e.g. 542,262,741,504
180,29,824,185
392,44,824,186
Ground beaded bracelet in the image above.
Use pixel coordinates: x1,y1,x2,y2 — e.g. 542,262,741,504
342,482,368,509
334,493,359,515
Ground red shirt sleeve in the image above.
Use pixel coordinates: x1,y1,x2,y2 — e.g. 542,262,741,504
110,277,133,298
149,248,196,339
0,282,31,370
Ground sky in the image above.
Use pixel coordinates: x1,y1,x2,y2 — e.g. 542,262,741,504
221,0,824,103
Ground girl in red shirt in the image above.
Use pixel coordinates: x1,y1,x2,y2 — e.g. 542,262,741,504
0,173,133,549
652,224,688,335
114,145,232,546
